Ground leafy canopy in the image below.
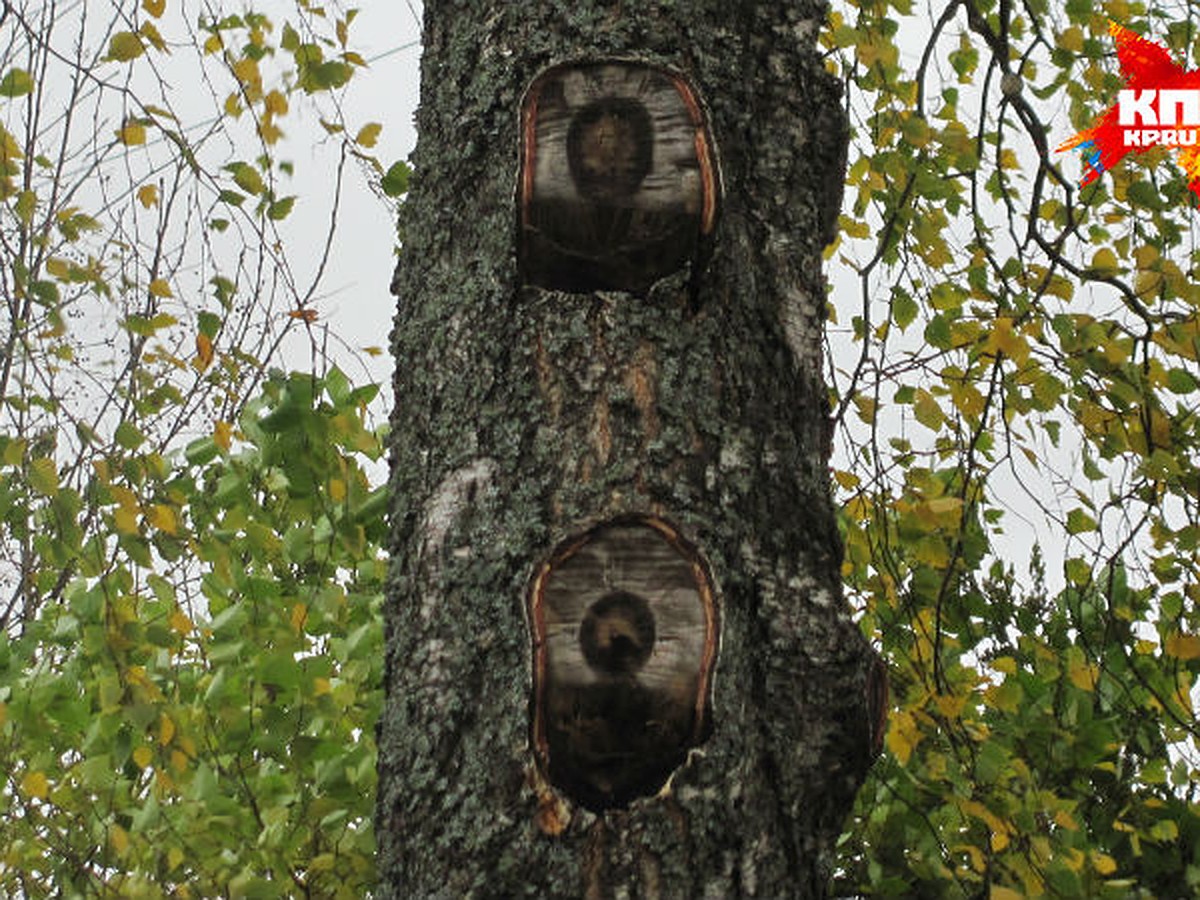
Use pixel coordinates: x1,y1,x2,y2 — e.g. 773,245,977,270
825,0,1199,896
0,1,403,894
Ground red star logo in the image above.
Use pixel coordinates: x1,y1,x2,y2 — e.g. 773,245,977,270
1058,21,1200,200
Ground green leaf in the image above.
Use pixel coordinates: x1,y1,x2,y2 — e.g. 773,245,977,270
0,68,34,97
14,190,36,224
227,162,265,196
381,160,410,198
28,457,58,496
107,32,145,62
913,389,944,431
267,196,295,220
197,310,223,338
1066,508,1097,534
114,419,144,450
892,289,917,330
924,314,951,349
1165,368,1197,394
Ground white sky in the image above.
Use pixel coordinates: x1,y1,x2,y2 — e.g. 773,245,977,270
265,1,422,389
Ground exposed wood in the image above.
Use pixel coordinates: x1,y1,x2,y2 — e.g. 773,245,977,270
520,61,718,293
528,517,718,811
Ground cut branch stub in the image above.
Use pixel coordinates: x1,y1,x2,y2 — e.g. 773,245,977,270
520,61,719,294
528,516,719,812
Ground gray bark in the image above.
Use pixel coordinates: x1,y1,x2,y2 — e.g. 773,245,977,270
378,2,878,897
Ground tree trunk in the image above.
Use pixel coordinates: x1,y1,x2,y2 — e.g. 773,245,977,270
378,2,879,897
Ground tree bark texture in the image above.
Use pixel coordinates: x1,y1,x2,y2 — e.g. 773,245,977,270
379,2,879,897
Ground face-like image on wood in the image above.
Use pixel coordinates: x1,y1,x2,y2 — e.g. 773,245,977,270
520,62,718,294
528,517,718,811
567,97,654,203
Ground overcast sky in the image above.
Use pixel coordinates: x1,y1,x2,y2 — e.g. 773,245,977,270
268,2,422,390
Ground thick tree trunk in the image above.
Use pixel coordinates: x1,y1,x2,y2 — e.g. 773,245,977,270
378,2,878,897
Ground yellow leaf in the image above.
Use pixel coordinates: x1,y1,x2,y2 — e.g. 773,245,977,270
28,456,58,497
1091,247,1120,272
329,477,347,502
114,506,140,535
291,602,308,635
168,846,184,870
143,0,166,18
886,709,920,764
224,92,242,117
934,693,967,718
313,677,332,696
204,34,223,55
1092,852,1118,875
1063,847,1087,872
111,484,138,510
925,496,963,522
2,438,25,466
132,745,153,769
363,345,383,357
147,504,177,535
149,278,173,298
159,713,175,746
116,121,147,145
155,769,175,794
1055,809,1080,831
20,771,49,800
171,749,188,773
853,394,877,425
1058,26,1084,53
355,122,382,148
259,121,283,145
1068,658,1099,691
194,332,214,372
1133,244,1160,268
913,388,944,431
288,308,318,322
45,257,71,279
264,90,288,116
214,419,233,451
991,656,1017,675
985,317,1031,364
232,58,261,91
170,609,192,635
110,824,130,856
833,469,860,490
137,184,159,208
139,21,166,52
1165,632,1200,660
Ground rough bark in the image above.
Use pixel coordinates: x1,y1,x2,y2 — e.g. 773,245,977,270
378,2,878,897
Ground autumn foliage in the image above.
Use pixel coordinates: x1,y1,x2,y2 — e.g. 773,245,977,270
0,0,1197,897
